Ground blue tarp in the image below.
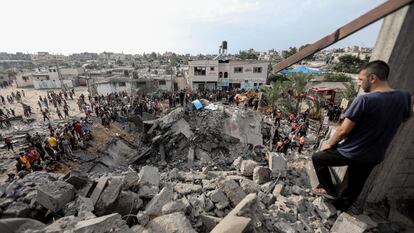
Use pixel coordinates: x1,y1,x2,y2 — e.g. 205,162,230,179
280,66,321,75
192,100,203,110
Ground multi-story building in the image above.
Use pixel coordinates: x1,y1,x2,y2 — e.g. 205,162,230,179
188,59,269,90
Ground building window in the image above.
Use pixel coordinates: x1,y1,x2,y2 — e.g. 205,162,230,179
245,80,248,83
210,67,215,71
224,72,228,78
219,72,223,78
118,82,126,86
234,67,243,73
23,76,29,82
159,80,166,85
194,67,206,76
46,76,50,80
253,67,262,73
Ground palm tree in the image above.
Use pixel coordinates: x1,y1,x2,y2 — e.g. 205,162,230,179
286,73,312,113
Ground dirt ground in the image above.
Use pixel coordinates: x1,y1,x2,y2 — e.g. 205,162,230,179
0,84,89,183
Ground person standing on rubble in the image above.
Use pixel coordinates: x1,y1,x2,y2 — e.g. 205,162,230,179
311,60,412,211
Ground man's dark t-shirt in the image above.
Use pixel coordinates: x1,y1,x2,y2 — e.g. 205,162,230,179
337,90,411,163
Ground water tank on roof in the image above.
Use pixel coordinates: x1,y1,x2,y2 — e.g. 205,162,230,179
222,41,228,50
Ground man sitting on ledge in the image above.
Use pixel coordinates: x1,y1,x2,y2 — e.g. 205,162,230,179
312,60,412,211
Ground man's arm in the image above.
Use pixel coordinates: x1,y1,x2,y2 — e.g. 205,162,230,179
322,118,355,150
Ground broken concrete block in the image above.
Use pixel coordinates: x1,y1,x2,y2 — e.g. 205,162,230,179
232,156,243,170
240,160,258,177
174,183,202,194
136,211,150,226
95,176,124,215
253,166,271,185
274,220,296,233
90,176,108,206
161,198,190,215
146,212,197,233
41,216,80,233
130,225,148,233
187,147,195,164
64,170,89,190
239,178,261,194
221,179,247,206
291,185,304,195
202,179,217,191
210,215,251,233
145,187,174,217
211,193,268,233
138,166,160,188
305,160,319,190
200,214,222,232
258,192,275,206
36,181,75,212
171,118,194,139
73,213,130,233
122,171,140,191
114,191,143,216
287,195,307,213
268,152,287,177
138,185,159,198
331,212,369,233
312,197,336,220
2,202,31,218
208,190,229,210
272,182,284,197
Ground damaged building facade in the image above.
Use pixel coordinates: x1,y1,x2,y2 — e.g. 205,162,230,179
188,59,269,90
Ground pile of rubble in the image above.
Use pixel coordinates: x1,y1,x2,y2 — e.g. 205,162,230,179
1,103,409,233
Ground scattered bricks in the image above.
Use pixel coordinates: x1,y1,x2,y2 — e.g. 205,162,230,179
232,156,243,170
64,170,89,190
145,187,174,217
221,179,247,206
90,176,108,206
239,178,261,194
73,213,129,233
36,181,75,212
268,152,287,177
95,176,124,215
174,183,202,195
114,191,143,216
331,212,369,233
137,185,159,199
272,182,284,197
200,214,222,232
136,211,150,226
312,197,336,220
240,160,258,177
161,198,190,215
146,212,197,233
138,166,160,188
253,166,271,185
208,190,229,210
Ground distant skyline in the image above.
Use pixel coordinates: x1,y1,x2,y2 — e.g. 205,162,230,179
0,0,384,55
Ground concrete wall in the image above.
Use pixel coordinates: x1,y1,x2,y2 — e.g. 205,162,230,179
358,4,414,204
33,79,74,89
96,82,132,95
15,72,34,87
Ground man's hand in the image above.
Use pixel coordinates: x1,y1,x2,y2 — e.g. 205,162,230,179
321,143,332,151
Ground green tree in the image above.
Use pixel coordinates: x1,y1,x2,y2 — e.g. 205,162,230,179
341,82,358,103
238,50,258,60
286,73,311,113
333,54,365,73
282,47,297,58
323,72,352,82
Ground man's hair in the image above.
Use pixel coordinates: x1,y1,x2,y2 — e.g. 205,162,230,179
361,60,390,81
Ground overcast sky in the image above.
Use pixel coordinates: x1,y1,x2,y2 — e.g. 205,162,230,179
0,0,385,55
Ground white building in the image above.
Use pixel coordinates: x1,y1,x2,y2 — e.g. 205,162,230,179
188,59,269,90
15,68,74,89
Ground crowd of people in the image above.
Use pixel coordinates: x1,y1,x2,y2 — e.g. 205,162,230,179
13,119,92,176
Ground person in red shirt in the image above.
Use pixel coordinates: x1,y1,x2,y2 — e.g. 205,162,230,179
289,112,295,123
74,121,83,138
